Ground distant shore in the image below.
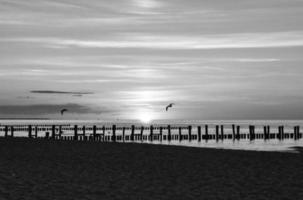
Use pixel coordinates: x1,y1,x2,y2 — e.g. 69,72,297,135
0,138,303,200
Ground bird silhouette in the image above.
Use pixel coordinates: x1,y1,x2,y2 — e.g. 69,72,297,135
166,103,175,111
60,109,68,115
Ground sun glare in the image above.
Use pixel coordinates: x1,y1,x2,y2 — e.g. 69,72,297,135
138,112,153,123
136,110,155,123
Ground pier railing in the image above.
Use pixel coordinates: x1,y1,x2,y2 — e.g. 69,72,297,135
0,124,302,142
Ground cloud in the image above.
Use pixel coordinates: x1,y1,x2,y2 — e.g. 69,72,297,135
0,103,102,115
132,0,163,9
1,0,303,120
212,58,280,63
30,90,94,95
5,31,303,49
17,96,34,99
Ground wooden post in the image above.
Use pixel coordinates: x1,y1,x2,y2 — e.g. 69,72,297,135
298,126,301,139
197,126,201,142
52,125,56,139
35,126,38,138
281,126,284,140
294,126,298,140
188,126,192,142
220,125,224,141
249,125,255,141
74,125,78,141
263,126,267,140
81,126,85,141
102,126,105,142
205,125,209,141
232,124,236,141
150,125,153,142
131,125,135,141
168,125,171,142
45,132,49,139
28,125,32,138
236,126,240,140
178,127,182,142
249,125,254,141
159,127,163,142
122,127,125,142
267,126,270,139
140,126,144,142
10,126,14,137
215,125,219,142
93,125,97,141
112,125,116,142
4,126,8,137
59,125,62,140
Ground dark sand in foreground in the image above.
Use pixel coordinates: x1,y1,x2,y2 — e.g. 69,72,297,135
0,138,303,200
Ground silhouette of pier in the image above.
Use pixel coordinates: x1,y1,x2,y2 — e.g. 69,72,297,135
0,124,302,143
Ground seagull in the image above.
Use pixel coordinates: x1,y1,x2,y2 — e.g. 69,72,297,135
60,109,68,115
166,103,175,111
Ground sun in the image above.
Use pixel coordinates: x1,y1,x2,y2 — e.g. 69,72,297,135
138,112,153,123
136,110,154,123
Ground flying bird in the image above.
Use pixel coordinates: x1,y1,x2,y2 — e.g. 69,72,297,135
166,103,175,111
60,109,68,115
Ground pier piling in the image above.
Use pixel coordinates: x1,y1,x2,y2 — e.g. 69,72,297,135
51,125,56,140
178,127,182,142
28,125,32,138
205,125,209,141
197,126,201,142
160,127,163,142
232,124,236,141
112,125,116,142
131,125,135,142
150,125,154,142
215,125,219,142
74,125,78,141
249,125,255,141
10,126,14,137
140,126,144,142
93,125,97,141
4,126,8,137
35,126,38,138
168,125,171,142
122,127,125,142
220,125,224,141
236,126,240,140
188,126,192,142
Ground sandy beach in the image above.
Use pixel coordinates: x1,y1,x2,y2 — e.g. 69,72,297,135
0,138,303,200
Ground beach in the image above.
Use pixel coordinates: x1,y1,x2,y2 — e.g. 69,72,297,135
0,138,303,200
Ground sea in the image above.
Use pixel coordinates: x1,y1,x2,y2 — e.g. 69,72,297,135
1,119,303,152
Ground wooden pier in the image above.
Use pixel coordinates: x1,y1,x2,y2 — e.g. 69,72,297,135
0,124,302,143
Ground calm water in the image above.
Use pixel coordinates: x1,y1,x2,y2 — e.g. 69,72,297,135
1,119,303,152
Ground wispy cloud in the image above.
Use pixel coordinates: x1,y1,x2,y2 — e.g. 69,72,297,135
4,31,303,49
132,0,163,9
213,58,280,62
0,103,102,115
30,90,94,95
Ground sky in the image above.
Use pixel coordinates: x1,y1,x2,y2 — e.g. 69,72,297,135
1,0,303,122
